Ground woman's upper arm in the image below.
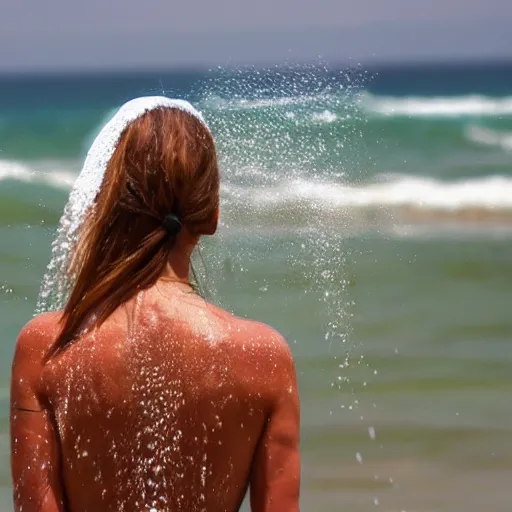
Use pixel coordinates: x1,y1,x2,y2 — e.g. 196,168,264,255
10,320,65,512
249,336,300,512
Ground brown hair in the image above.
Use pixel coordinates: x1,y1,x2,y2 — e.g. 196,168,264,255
49,107,219,357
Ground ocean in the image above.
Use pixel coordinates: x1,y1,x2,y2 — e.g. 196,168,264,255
1,62,511,511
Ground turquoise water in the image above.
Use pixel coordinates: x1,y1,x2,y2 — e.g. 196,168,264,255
1,63,512,511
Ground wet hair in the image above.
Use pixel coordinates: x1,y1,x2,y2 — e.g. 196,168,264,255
49,107,220,357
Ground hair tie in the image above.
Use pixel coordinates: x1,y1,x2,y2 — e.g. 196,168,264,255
162,213,182,236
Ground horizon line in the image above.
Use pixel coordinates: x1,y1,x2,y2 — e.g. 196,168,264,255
1,56,512,79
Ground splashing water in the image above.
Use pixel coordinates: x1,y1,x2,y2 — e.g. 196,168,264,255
195,65,375,395
191,65,387,509
194,65,372,305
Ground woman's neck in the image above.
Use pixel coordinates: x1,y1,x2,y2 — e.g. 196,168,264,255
160,240,195,284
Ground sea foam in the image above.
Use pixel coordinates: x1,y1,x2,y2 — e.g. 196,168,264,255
363,93,512,118
0,159,77,189
465,125,512,151
4,159,512,213
225,174,512,212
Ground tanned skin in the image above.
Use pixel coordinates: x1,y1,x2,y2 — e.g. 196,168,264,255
10,277,300,512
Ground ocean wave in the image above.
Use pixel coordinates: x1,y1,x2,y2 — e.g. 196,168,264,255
225,175,512,212
465,125,512,151
3,159,512,229
0,160,77,189
363,93,512,118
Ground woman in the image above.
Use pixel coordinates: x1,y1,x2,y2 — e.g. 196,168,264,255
10,98,300,512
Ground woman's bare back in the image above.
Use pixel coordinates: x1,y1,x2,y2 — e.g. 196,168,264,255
11,282,300,512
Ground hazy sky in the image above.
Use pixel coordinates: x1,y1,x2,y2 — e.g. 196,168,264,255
1,0,511,72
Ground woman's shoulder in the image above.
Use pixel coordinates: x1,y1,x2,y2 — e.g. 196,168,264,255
14,311,62,359
11,312,63,408
210,305,294,366
225,316,297,400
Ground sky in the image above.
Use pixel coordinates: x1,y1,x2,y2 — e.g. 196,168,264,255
1,0,511,72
